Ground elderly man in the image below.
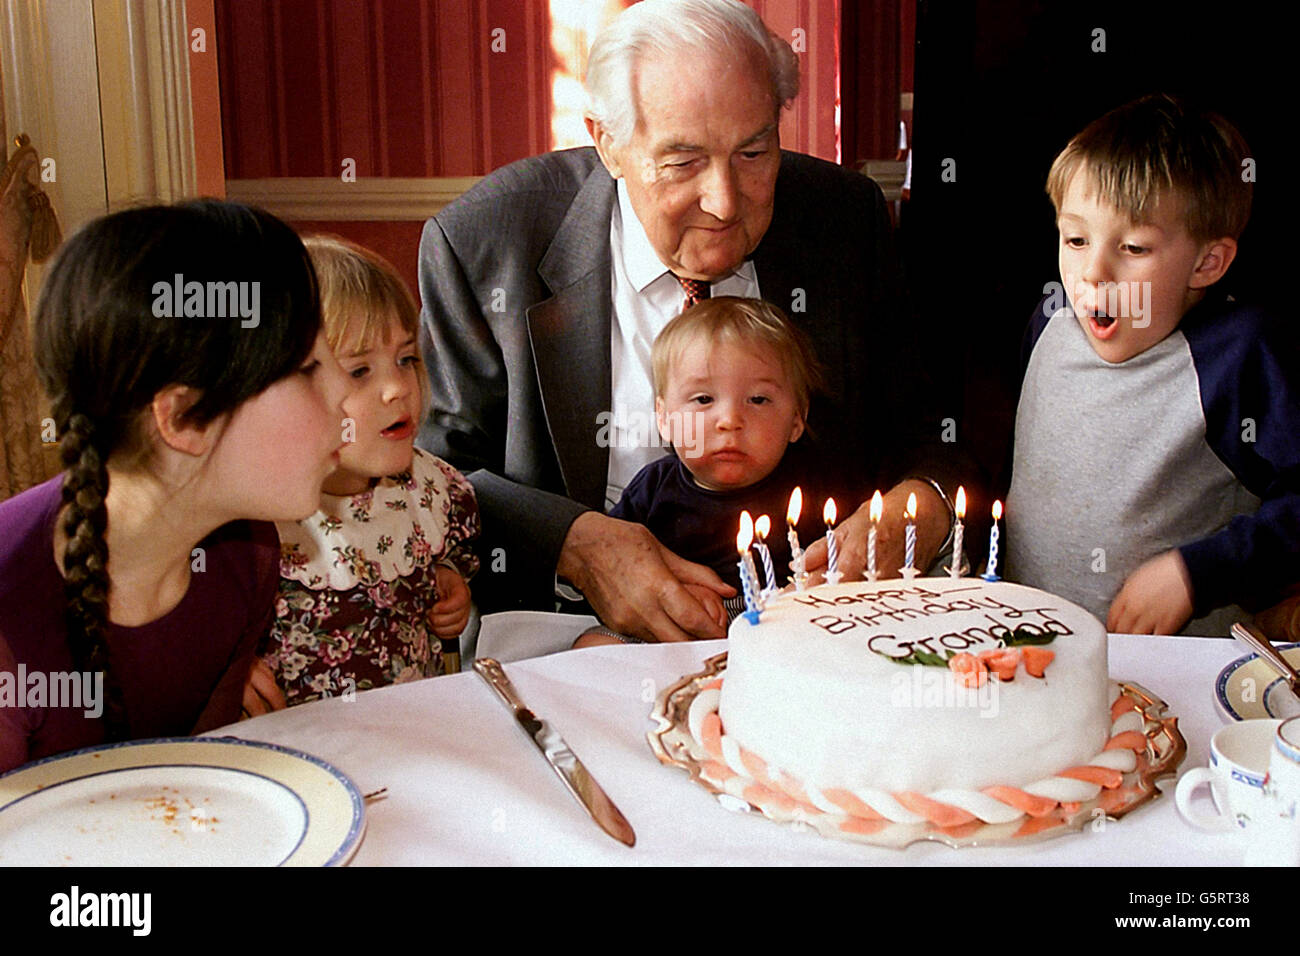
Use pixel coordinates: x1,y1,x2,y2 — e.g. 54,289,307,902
418,0,954,642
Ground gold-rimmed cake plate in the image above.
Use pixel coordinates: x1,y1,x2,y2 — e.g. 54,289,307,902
647,653,1186,849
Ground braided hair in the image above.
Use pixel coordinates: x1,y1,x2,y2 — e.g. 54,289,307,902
31,201,321,739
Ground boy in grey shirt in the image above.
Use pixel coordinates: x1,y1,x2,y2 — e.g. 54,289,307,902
1007,94,1300,636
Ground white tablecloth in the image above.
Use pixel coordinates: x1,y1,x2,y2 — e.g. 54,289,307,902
213,619,1254,865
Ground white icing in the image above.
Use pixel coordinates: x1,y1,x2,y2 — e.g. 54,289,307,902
718,579,1112,796
720,736,747,777
1023,778,1100,803
853,790,925,824
927,790,1025,825
1114,711,1145,735
1091,750,1138,772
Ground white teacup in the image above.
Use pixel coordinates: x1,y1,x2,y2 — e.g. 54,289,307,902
1245,716,1300,865
1175,718,1280,832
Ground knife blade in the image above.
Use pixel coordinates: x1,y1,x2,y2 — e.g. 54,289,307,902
1231,622,1300,702
473,657,636,847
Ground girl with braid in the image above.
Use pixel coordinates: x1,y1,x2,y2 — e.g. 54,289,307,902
0,201,349,772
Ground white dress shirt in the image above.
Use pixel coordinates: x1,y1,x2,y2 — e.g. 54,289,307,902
605,180,759,509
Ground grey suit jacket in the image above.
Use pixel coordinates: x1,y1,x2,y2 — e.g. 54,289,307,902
418,147,945,612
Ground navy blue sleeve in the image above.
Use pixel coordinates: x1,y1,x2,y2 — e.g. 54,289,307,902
608,458,664,524
1020,291,1060,387
1179,303,1300,614
998,291,1061,497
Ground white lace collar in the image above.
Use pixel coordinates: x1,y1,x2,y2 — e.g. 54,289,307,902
278,448,453,590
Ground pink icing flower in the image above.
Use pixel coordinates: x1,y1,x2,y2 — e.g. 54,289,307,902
947,652,987,688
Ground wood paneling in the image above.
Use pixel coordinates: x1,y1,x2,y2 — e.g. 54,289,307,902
187,0,227,197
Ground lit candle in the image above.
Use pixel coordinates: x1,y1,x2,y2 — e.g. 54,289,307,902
738,510,761,603
736,512,761,624
983,500,1003,581
753,514,777,597
901,492,918,578
866,490,882,581
950,486,966,579
786,486,806,590
823,498,841,585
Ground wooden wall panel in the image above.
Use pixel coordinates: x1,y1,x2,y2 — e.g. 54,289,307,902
186,0,227,196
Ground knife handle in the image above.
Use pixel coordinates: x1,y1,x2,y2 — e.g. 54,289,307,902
473,657,526,713
1231,623,1300,683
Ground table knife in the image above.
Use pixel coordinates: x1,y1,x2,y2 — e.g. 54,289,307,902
1231,622,1300,703
473,657,636,847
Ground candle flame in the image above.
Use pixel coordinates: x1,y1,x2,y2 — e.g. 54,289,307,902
906,492,917,520
869,490,882,523
823,497,837,526
956,486,966,519
992,499,1003,521
737,510,754,553
786,487,802,525
755,514,771,539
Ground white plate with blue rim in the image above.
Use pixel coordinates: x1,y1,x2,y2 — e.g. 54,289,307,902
0,737,365,866
1215,643,1300,722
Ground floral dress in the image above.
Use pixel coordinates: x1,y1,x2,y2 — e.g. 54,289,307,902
262,449,479,705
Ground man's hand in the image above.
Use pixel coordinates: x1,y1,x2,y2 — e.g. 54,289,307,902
1107,549,1194,635
802,480,949,579
557,512,734,642
429,564,472,638
241,659,286,718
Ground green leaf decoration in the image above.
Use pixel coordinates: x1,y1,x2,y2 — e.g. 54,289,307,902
883,648,954,668
1003,627,1058,647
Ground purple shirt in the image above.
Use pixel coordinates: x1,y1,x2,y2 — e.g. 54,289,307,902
0,476,279,773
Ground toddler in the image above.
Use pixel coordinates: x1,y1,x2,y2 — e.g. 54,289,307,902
602,296,836,629
260,237,479,704
1007,94,1300,635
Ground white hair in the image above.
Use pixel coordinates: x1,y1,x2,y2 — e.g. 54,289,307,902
585,0,800,148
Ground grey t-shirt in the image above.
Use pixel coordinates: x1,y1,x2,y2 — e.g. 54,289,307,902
1008,308,1257,635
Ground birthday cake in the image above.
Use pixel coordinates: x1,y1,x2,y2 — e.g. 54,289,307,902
698,578,1146,828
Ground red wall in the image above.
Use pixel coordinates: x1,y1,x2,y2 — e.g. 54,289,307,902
216,0,552,178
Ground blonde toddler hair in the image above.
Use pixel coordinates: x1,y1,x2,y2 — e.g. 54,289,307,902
652,296,822,415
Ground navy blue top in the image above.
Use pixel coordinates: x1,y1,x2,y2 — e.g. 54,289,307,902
609,442,851,591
